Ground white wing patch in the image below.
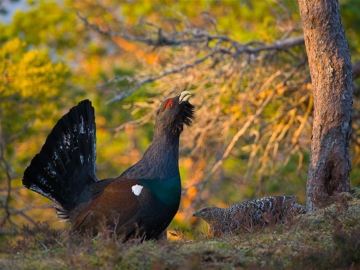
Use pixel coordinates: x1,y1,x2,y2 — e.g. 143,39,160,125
131,184,143,196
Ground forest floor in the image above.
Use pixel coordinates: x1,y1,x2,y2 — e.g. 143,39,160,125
1,188,360,270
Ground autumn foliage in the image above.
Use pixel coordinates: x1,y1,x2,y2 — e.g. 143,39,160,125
0,0,359,235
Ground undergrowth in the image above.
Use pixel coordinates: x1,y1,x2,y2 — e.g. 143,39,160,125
1,188,359,270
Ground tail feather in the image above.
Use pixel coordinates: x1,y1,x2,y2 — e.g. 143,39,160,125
23,100,97,211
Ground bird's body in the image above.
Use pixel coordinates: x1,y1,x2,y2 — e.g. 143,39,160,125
69,176,181,239
193,196,305,236
23,92,194,241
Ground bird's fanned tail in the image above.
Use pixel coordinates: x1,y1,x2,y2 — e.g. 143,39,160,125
23,100,97,212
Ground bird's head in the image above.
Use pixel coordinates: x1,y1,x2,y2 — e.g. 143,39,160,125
155,90,195,136
193,207,223,223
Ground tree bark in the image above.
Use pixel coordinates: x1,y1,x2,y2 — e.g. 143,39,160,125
297,0,353,211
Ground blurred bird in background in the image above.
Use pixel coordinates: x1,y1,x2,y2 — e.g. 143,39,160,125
193,196,305,236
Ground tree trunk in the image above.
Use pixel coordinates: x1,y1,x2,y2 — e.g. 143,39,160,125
297,0,353,211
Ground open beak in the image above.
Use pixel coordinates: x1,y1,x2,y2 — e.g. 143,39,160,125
179,91,193,103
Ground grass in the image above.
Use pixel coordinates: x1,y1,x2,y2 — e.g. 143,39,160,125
1,188,360,270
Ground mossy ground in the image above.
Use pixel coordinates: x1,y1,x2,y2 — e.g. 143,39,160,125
1,189,360,270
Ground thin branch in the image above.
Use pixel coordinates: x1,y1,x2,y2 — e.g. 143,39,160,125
104,39,305,104
114,112,153,133
185,62,307,204
106,50,220,103
192,89,276,194
235,36,304,54
78,13,305,103
78,13,304,53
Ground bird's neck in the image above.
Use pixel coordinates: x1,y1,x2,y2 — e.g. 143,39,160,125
121,131,180,180
143,132,180,178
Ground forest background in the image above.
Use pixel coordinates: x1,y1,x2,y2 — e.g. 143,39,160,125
0,0,359,236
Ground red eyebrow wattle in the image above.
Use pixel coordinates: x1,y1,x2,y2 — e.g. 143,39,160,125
164,99,174,109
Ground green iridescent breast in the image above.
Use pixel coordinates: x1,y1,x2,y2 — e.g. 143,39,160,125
140,176,181,207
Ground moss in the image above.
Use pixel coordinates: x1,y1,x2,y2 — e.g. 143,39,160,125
1,196,360,270
351,186,360,199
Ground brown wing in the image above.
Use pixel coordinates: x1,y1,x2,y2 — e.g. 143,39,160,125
70,178,146,235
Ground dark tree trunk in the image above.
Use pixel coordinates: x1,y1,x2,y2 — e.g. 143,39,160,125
297,0,353,211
